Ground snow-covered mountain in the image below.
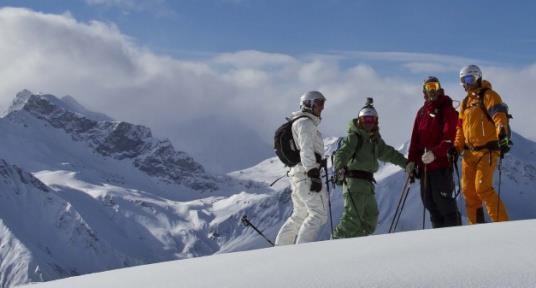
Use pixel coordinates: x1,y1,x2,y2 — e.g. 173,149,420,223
1,90,535,287
0,160,134,287
0,90,287,287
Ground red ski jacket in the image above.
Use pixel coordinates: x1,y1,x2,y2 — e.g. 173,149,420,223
408,92,458,172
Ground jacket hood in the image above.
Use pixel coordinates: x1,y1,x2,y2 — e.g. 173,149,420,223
291,111,321,126
481,79,493,89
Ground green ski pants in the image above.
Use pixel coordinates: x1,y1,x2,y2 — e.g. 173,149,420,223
333,178,378,239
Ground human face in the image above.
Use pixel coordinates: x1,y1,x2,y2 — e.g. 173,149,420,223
312,99,325,117
359,115,377,132
424,81,440,101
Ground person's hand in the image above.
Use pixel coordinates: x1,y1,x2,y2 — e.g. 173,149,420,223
421,150,435,164
405,161,416,183
405,161,415,176
307,168,322,192
447,146,458,161
498,128,512,156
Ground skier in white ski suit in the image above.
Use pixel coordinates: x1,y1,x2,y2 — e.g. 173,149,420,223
275,91,328,245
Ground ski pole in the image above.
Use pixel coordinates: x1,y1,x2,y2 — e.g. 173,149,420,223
422,150,428,230
241,215,275,247
392,181,412,233
269,173,288,187
389,175,410,233
496,154,503,222
322,161,334,238
453,157,464,223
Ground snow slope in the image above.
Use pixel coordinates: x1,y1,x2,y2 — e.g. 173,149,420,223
1,90,536,287
0,91,285,286
22,219,536,288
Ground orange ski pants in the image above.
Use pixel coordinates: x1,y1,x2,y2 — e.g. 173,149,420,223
461,150,509,224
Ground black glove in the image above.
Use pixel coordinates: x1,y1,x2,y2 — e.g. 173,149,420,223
447,146,458,162
307,168,322,192
498,128,512,156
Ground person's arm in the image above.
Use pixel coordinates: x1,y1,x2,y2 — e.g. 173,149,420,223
483,89,509,138
454,99,466,152
377,137,408,169
334,132,360,171
294,118,318,171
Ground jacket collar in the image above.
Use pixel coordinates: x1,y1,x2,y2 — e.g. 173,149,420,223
291,111,321,126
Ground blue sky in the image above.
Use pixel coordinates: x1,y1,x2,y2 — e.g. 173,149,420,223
5,0,536,64
1,2,535,172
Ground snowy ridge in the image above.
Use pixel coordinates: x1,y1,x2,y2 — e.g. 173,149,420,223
4,90,215,190
0,160,134,286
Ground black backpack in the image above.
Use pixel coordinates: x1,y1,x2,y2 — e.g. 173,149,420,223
274,116,309,167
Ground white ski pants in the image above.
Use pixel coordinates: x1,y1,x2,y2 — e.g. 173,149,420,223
275,168,328,245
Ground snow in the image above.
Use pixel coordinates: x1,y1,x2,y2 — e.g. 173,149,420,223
21,219,536,288
1,91,536,287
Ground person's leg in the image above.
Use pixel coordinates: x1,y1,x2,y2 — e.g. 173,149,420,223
475,151,509,222
275,177,308,245
295,177,328,244
333,179,370,238
428,168,461,227
421,171,444,228
461,152,482,224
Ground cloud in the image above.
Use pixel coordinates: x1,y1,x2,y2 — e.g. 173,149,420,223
84,0,173,16
0,7,534,172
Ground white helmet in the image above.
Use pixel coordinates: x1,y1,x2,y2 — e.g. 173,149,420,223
358,97,378,118
300,91,326,111
459,65,482,85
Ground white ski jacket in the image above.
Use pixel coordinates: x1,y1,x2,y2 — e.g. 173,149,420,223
290,111,324,173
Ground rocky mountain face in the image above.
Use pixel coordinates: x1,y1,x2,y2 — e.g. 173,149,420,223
7,90,216,191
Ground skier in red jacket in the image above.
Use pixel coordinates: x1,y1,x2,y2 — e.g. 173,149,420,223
407,76,461,228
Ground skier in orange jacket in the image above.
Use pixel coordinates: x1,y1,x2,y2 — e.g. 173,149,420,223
453,65,511,224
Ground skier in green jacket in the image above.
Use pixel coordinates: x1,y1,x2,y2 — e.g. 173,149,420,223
333,98,413,239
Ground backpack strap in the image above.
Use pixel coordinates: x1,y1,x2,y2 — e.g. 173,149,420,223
461,88,494,124
350,132,362,162
478,88,494,123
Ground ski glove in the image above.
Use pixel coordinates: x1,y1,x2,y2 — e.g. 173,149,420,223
498,128,512,156
447,146,458,161
405,161,416,181
421,151,435,165
307,168,322,192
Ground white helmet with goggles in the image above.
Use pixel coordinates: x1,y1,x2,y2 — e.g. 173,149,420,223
460,65,482,86
300,91,326,111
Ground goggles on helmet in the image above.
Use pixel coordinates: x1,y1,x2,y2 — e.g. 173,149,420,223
360,115,377,124
461,75,478,85
424,82,440,92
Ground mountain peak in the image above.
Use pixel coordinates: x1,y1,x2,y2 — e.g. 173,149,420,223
7,90,113,122
3,90,216,191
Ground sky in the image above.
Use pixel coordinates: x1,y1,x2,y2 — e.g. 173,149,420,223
1,1,536,172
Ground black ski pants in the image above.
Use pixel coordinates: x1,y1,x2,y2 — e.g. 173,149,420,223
420,167,461,228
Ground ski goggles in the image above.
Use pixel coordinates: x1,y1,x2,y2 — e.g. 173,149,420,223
360,115,377,124
461,75,478,85
423,82,440,92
